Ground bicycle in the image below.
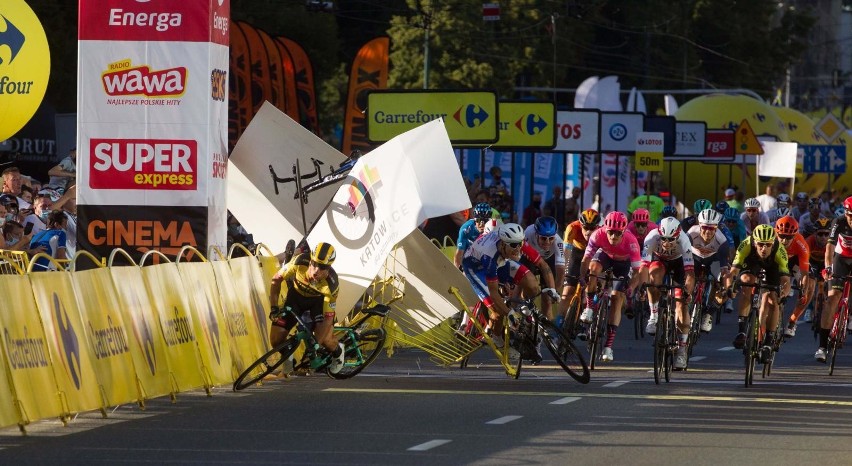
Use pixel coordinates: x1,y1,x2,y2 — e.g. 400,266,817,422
629,287,649,340
812,275,828,342
233,303,388,390
646,274,682,384
828,274,851,376
585,270,620,370
736,277,781,388
560,282,585,341
506,294,590,384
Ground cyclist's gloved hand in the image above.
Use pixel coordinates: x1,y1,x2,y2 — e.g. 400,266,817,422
543,288,560,303
822,267,832,281
269,305,283,321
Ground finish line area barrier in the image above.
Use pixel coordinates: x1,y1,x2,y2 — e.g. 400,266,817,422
0,235,483,434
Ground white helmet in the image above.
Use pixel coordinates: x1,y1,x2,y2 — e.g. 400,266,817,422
658,217,681,239
776,193,791,207
483,218,503,235
697,209,722,226
773,207,792,222
744,197,760,209
498,223,525,243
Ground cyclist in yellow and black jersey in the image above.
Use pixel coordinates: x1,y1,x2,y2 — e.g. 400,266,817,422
725,224,791,363
269,242,345,373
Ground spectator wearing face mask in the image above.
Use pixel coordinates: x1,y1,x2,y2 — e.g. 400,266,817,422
22,189,59,236
2,221,43,255
29,210,68,271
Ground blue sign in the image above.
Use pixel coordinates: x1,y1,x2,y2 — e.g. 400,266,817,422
802,145,846,174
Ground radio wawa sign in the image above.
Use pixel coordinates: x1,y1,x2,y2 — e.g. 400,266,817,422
78,0,230,262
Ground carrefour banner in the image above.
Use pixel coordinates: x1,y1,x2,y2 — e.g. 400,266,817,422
308,119,470,319
78,0,230,261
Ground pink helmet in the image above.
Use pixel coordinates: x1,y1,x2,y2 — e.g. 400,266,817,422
604,211,628,232
632,208,650,222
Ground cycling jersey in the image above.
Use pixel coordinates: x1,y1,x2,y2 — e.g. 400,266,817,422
680,216,698,233
564,220,591,250
740,211,770,235
627,220,657,245
782,232,810,273
523,224,565,265
827,216,852,258
641,229,695,270
797,212,822,237
462,230,535,307
456,219,482,252
687,225,729,260
724,218,748,246
583,228,642,267
732,237,790,276
273,253,339,324
806,234,828,269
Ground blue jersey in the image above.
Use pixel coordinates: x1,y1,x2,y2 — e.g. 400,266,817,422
724,220,747,246
29,228,67,272
456,219,482,252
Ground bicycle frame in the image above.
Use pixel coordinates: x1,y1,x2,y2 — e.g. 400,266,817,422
737,277,780,387
828,277,851,375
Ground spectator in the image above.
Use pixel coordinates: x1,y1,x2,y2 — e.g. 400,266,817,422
755,184,777,213
53,185,77,256
543,186,565,228
522,191,543,227
23,190,57,236
564,187,582,223
47,148,77,194
487,166,509,195
0,195,22,224
19,185,33,204
818,191,835,217
3,221,41,255
29,210,67,271
1,167,30,209
724,187,743,212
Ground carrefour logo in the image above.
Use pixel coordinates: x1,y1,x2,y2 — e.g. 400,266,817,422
52,293,82,390
0,2,51,142
453,104,489,128
515,114,547,135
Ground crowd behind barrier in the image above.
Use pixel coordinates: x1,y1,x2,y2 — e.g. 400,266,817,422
0,244,275,433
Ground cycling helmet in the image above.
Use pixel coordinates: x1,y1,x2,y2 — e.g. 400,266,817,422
744,198,760,209
632,208,650,223
795,192,809,202
693,199,713,215
843,196,852,211
835,206,846,218
809,197,821,208
776,193,791,206
714,200,729,214
772,206,791,220
774,216,798,236
603,211,628,231
483,218,503,234
815,217,832,231
311,242,337,266
660,205,677,219
579,208,601,227
498,223,525,243
724,207,740,221
534,216,558,237
472,202,492,220
752,224,776,243
697,209,722,226
658,217,682,239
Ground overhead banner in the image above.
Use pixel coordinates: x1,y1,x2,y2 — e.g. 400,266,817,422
554,110,600,153
342,37,390,155
78,0,230,261
600,112,644,154
492,102,556,150
308,119,470,319
367,90,498,145
0,1,51,142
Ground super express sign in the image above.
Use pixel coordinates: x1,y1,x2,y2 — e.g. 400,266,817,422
491,101,556,150
366,90,498,144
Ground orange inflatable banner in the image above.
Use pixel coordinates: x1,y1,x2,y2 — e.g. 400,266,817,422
342,37,390,155
279,37,319,135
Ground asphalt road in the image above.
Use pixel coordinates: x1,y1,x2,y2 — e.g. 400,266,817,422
1,311,851,466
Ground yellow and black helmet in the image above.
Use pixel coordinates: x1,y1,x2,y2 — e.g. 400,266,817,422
310,242,336,266
579,208,601,227
752,224,776,243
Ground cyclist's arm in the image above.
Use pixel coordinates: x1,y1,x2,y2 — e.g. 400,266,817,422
270,261,297,307
679,235,696,293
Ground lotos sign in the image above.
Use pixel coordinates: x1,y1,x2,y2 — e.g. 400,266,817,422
0,0,50,142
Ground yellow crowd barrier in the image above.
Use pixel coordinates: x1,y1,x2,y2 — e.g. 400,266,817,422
0,243,275,433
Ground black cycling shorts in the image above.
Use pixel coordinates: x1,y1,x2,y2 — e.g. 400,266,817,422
272,282,326,330
565,247,584,286
829,255,852,290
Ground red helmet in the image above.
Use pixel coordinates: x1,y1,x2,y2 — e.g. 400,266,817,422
604,211,628,231
843,196,852,212
774,216,798,236
632,208,650,222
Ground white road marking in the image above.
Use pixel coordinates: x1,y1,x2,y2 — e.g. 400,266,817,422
690,356,707,361
408,439,452,451
718,346,736,351
602,380,630,388
550,397,581,405
486,415,523,425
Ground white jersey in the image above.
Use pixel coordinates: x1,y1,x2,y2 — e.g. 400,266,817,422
523,225,565,266
642,228,695,268
687,225,728,259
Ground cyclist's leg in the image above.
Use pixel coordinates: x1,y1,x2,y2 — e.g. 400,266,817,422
560,247,584,316
461,260,500,331
788,271,814,330
735,269,758,347
759,267,783,348
312,304,339,353
818,257,849,353
646,261,665,332
603,259,632,356
581,256,604,321
269,285,302,348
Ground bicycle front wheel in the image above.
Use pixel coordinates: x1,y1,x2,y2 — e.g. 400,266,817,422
829,305,848,376
328,325,387,380
539,318,590,384
653,305,667,385
744,311,758,387
233,336,301,391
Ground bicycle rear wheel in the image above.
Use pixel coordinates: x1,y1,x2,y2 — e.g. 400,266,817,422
687,301,702,358
539,318,590,384
563,294,581,339
327,326,386,380
653,302,668,385
829,305,848,376
233,336,301,391
664,306,675,382
744,311,758,387
588,297,608,370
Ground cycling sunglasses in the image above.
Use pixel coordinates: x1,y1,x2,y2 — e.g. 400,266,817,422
582,225,598,231
755,241,774,248
746,208,759,213
817,231,830,237
700,225,717,232
504,241,523,249
634,222,648,228
538,235,556,242
660,236,677,242
311,261,331,270
606,230,623,237
778,234,794,241
474,218,489,224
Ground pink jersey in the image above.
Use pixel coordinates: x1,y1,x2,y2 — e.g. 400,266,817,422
627,220,658,245
583,228,642,268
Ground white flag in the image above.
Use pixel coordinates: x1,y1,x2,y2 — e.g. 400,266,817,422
758,141,797,178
